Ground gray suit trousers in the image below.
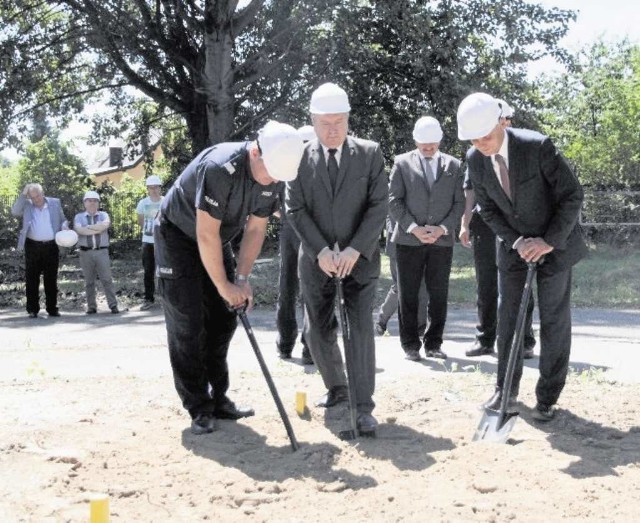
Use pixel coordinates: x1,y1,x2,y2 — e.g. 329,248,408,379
79,249,117,309
299,254,376,415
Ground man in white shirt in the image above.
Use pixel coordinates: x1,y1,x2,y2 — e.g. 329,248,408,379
136,175,164,310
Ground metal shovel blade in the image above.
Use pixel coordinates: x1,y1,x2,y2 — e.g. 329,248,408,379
472,408,519,443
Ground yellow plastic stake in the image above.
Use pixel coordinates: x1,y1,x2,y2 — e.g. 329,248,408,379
89,493,109,523
295,391,307,416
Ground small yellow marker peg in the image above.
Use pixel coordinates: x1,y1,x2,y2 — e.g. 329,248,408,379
89,493,110,523
295,391,307,416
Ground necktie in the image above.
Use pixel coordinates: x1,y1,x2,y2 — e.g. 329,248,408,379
495,154,512,201
89,214,101,248
423,157,435,188
327,148,339,190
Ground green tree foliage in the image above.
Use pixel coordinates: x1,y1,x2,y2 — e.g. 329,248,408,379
2,0,574,168
311,0,575,160
540,41,640,188
16,134,92,219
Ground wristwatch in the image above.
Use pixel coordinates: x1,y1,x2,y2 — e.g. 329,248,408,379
235,274,249,283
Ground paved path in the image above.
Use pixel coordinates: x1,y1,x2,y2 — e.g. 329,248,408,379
2,306,639,384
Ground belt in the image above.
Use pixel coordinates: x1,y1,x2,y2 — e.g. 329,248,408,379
26,238,55,244
79,246,109,251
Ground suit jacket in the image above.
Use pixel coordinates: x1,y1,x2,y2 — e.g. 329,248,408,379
286,136,388,283
466,127,587,272
389,150,464,247
11,194,68,251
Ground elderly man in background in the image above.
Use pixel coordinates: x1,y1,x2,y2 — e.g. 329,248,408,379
459,99,537,359
389,116,464,361
457,93,587,421
286,83,388,436
11,183,68,318
74,191,121,315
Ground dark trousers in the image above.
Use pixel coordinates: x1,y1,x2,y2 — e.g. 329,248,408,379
470,213,535,349
396,243,453,352
24,238,59,314
299,254,376,414
275,221,307,352
497,262,573,406
141,242,156,302
156,220,237,418
377,247,428,333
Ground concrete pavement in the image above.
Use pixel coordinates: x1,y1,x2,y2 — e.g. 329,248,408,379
2,306,639,384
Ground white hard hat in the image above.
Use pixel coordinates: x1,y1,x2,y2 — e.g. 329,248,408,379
83,190,100,201
412,116,443,143
457,93,502,140
496,98,515,119
258,121,305,182
309,83,351,114
55,230,78,248
145,175,162,186
297,125,316,142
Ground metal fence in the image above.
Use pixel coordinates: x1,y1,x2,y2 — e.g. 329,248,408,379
3,190,638,246
0,194,282,246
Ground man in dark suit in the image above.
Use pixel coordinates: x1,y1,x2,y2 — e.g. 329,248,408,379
389,116,465,361
459,99,537,359
286,83,388,435
457,93,587,421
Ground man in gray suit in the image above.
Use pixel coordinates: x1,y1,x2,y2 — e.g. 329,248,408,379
12,183,69,318
389,116,465,361
286,83,388,435
458,93,587,421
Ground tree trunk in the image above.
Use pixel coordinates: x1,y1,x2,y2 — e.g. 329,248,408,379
200,0,236,148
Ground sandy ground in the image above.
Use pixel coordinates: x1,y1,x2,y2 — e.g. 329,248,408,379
1,305,640,522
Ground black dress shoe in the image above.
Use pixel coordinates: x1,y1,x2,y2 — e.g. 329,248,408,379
301,346,314,365
191,413,217,435
47,310,61,317
425,348,448,360
277,346,293,359
213,399,255,420
404,349,421,362
110,306,120,314
466,342,494,357
482,390,517,410
86,308,97,314
28,312,38,319
315,385,348,408
357,413,378,436
523,347,535,359
531,403,555,421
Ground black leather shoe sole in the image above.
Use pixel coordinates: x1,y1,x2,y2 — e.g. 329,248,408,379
466,346,494,357
191,414,217,434
531,404,555,421
425,349,447,360
523,348,535,359
404,350,421,362
316,386,348,407
214,405,255,420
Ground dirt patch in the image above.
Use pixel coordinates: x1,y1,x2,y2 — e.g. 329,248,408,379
2,353,639,521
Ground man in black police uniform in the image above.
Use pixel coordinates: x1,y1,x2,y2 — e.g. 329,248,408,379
155,121,305,435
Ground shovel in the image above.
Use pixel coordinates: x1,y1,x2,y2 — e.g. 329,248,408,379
334,277,363,441
473,261,537,443
235,306,300,452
